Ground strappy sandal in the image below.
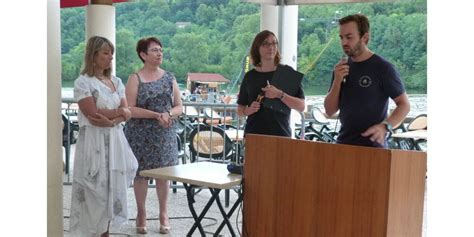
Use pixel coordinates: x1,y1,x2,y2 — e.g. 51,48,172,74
135,219,148,234
159,225,171,234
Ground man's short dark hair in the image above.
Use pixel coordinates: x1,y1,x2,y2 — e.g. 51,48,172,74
339,14,370,38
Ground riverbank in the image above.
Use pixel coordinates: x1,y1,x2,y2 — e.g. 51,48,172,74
62,88,426,118
305,94,427,119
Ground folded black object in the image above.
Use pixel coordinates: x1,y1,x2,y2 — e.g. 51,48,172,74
262,64,304,115
227,163,243,175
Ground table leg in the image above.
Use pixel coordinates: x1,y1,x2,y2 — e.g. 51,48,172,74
184,184,224,237
214,188,242,236
212,188,237,237
183,183,207,236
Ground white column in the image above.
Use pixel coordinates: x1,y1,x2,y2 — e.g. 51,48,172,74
279,6,301,138
260,4,298,70
279,5,298,69
261,4,301,138
86,4,116,75
260,4,280,39
47,0,64,236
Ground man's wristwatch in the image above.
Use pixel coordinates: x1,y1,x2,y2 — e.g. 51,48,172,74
382,120,393,133
168,110,173,118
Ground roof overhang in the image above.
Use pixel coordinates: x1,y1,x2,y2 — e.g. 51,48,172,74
60,0,128,8
241,0,394,5
187,73,230,84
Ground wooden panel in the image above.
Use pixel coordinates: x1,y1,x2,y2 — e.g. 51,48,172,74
386,150,427,237
243,134,426,237
243,135,280,236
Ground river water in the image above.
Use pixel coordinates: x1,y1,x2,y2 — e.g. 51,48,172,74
305,94,427,119
62,88,426,117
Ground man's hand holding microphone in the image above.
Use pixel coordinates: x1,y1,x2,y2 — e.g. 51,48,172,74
334,55,350,85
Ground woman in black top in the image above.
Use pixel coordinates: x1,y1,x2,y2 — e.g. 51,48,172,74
237,30,305,137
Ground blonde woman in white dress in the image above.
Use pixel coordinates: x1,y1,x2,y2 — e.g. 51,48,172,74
69,36,138,237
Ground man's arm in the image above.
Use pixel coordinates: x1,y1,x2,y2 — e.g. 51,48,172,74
386,93,411,128
361,93,411,145
324,82,342,117
324,61,349,116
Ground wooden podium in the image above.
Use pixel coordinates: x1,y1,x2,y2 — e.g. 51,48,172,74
243,134,426,237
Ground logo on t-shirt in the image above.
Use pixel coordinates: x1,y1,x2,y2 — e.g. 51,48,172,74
358,76,372,88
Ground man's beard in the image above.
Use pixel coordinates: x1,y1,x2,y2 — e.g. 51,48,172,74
345,40,363,57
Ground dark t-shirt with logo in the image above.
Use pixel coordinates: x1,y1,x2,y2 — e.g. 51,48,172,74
329,54,405,147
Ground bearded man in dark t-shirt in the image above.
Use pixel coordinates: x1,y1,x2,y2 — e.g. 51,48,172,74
324,14,411,148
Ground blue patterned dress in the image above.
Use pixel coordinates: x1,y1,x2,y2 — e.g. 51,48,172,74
124,72,179,178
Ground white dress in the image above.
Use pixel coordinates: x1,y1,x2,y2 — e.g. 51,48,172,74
69,74,138,237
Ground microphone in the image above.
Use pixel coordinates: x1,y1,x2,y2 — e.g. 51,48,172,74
341,55,349,83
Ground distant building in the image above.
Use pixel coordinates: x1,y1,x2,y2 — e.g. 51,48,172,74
176,22,191,29
186,72,230,94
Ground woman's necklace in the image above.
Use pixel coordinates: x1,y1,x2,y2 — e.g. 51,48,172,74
96,74,116,91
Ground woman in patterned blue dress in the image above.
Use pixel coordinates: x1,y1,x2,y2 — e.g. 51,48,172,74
124,37,182,234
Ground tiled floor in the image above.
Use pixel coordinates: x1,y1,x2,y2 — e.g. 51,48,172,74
63,184,242,237
62,144,427,236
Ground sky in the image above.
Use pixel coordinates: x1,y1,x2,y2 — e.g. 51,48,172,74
1,0,473,236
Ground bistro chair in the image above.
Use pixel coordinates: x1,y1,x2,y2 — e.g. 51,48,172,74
390,114,427,151
407,114,427,131
202,107,233,126
170,134,186,193
187,124,239,207
188,125,236,163
62,113,79,174
309,107,338,143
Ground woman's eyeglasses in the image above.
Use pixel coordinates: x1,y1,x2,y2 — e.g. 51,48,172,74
261,42,278,48
148,48,163,54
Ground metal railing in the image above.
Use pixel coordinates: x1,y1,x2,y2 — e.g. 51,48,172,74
180,102,243,164
61,98,319,181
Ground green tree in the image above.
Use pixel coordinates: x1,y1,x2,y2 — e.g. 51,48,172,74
61,42,85,83
168,32,210,82
406,54,427,90
115,28,141,82
196,4,219,25
61,8,85,54
60,0,427,93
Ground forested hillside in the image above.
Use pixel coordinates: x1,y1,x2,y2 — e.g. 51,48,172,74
61,0,426,93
